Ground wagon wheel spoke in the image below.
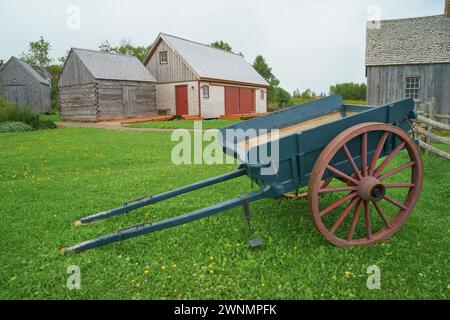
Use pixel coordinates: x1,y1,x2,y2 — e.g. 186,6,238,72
378,162,415,181
319,186,357,194
346,200,363,241
330,197,359,234
361,133,368,177
326,165,359,186
368,132,389,176
384,183,416,188
373,142,405,177
319,192,358,217
342,144,363,180
364,200,372,239
372,201,390,229
383,195,408,211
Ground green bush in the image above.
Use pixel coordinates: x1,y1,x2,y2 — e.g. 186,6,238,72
0,121,33,133
0,96,56,130
330,83,367,101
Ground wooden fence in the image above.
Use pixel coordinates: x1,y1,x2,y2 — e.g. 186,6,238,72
413,98,450,160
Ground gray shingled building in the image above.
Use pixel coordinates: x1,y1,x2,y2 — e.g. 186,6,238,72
366,0,450,118
0,56,51,113
58,48,157,121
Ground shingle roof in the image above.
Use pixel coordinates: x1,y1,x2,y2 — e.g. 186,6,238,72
3,57,50,85
73,48,156,82
153,33,269,87
366,15,450,66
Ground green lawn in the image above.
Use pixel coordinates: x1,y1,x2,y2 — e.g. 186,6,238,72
289,97,367,106
0,127,449,300
128,119,239,130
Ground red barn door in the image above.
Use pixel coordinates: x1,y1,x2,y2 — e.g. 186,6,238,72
239,88,255,114
225,87,239,115
175,85,189,115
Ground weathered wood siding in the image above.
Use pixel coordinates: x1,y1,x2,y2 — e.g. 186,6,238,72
97,80,156,120
59,81,156,121
0,58,51,113
146,40,197,83
59,83,98,121
367,64,450,117
58,52,95,87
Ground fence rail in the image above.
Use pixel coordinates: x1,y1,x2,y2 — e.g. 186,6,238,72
413,98,450,161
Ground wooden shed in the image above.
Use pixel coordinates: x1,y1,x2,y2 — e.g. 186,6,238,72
58,48,157,121
366,1,450,119
0,56,51,113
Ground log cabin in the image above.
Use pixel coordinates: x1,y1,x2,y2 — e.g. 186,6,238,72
58,48,157,121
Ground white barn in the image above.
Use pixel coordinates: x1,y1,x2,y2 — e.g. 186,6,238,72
144,33,269,119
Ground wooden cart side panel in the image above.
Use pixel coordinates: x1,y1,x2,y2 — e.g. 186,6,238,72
248,99,415,195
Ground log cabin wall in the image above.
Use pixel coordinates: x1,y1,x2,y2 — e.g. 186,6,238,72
97,80,157,120
58,83,98,121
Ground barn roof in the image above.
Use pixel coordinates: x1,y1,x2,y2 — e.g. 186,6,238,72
0,57,50,85
146,33,269,87
72,48,156,82
366,15,450,66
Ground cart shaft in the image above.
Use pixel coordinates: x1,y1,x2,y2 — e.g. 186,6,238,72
63,187,268,253
79,168,247,224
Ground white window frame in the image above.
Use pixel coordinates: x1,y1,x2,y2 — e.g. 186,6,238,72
404,76,421,101
203,85,209,99
159,51,168,64
260,90,265,100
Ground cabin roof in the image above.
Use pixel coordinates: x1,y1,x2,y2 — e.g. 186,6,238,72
366,15,450,66
72,48,156,82
0,57,50,85
146,33,269,87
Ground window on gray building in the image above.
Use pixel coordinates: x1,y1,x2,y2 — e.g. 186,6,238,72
405,77,421,100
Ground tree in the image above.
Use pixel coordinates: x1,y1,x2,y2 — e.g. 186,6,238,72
210,40,243,56
330,82,367,101
252,55,280,105
99,40,151,62
210,41,233,53
20,36,53,73
276,87,291,108
47,64,63,112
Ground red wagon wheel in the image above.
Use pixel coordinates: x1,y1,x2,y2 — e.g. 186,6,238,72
307,123,423,247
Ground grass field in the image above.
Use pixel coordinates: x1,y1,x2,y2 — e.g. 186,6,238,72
0,127,449,300
128,119,239,130
289,97,367,106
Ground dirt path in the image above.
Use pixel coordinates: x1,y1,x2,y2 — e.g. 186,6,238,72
56,122,197,132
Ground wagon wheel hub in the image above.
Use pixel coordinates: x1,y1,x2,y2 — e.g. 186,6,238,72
357,177,385,202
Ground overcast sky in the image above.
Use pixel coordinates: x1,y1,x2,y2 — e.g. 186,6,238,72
0,0,444,93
